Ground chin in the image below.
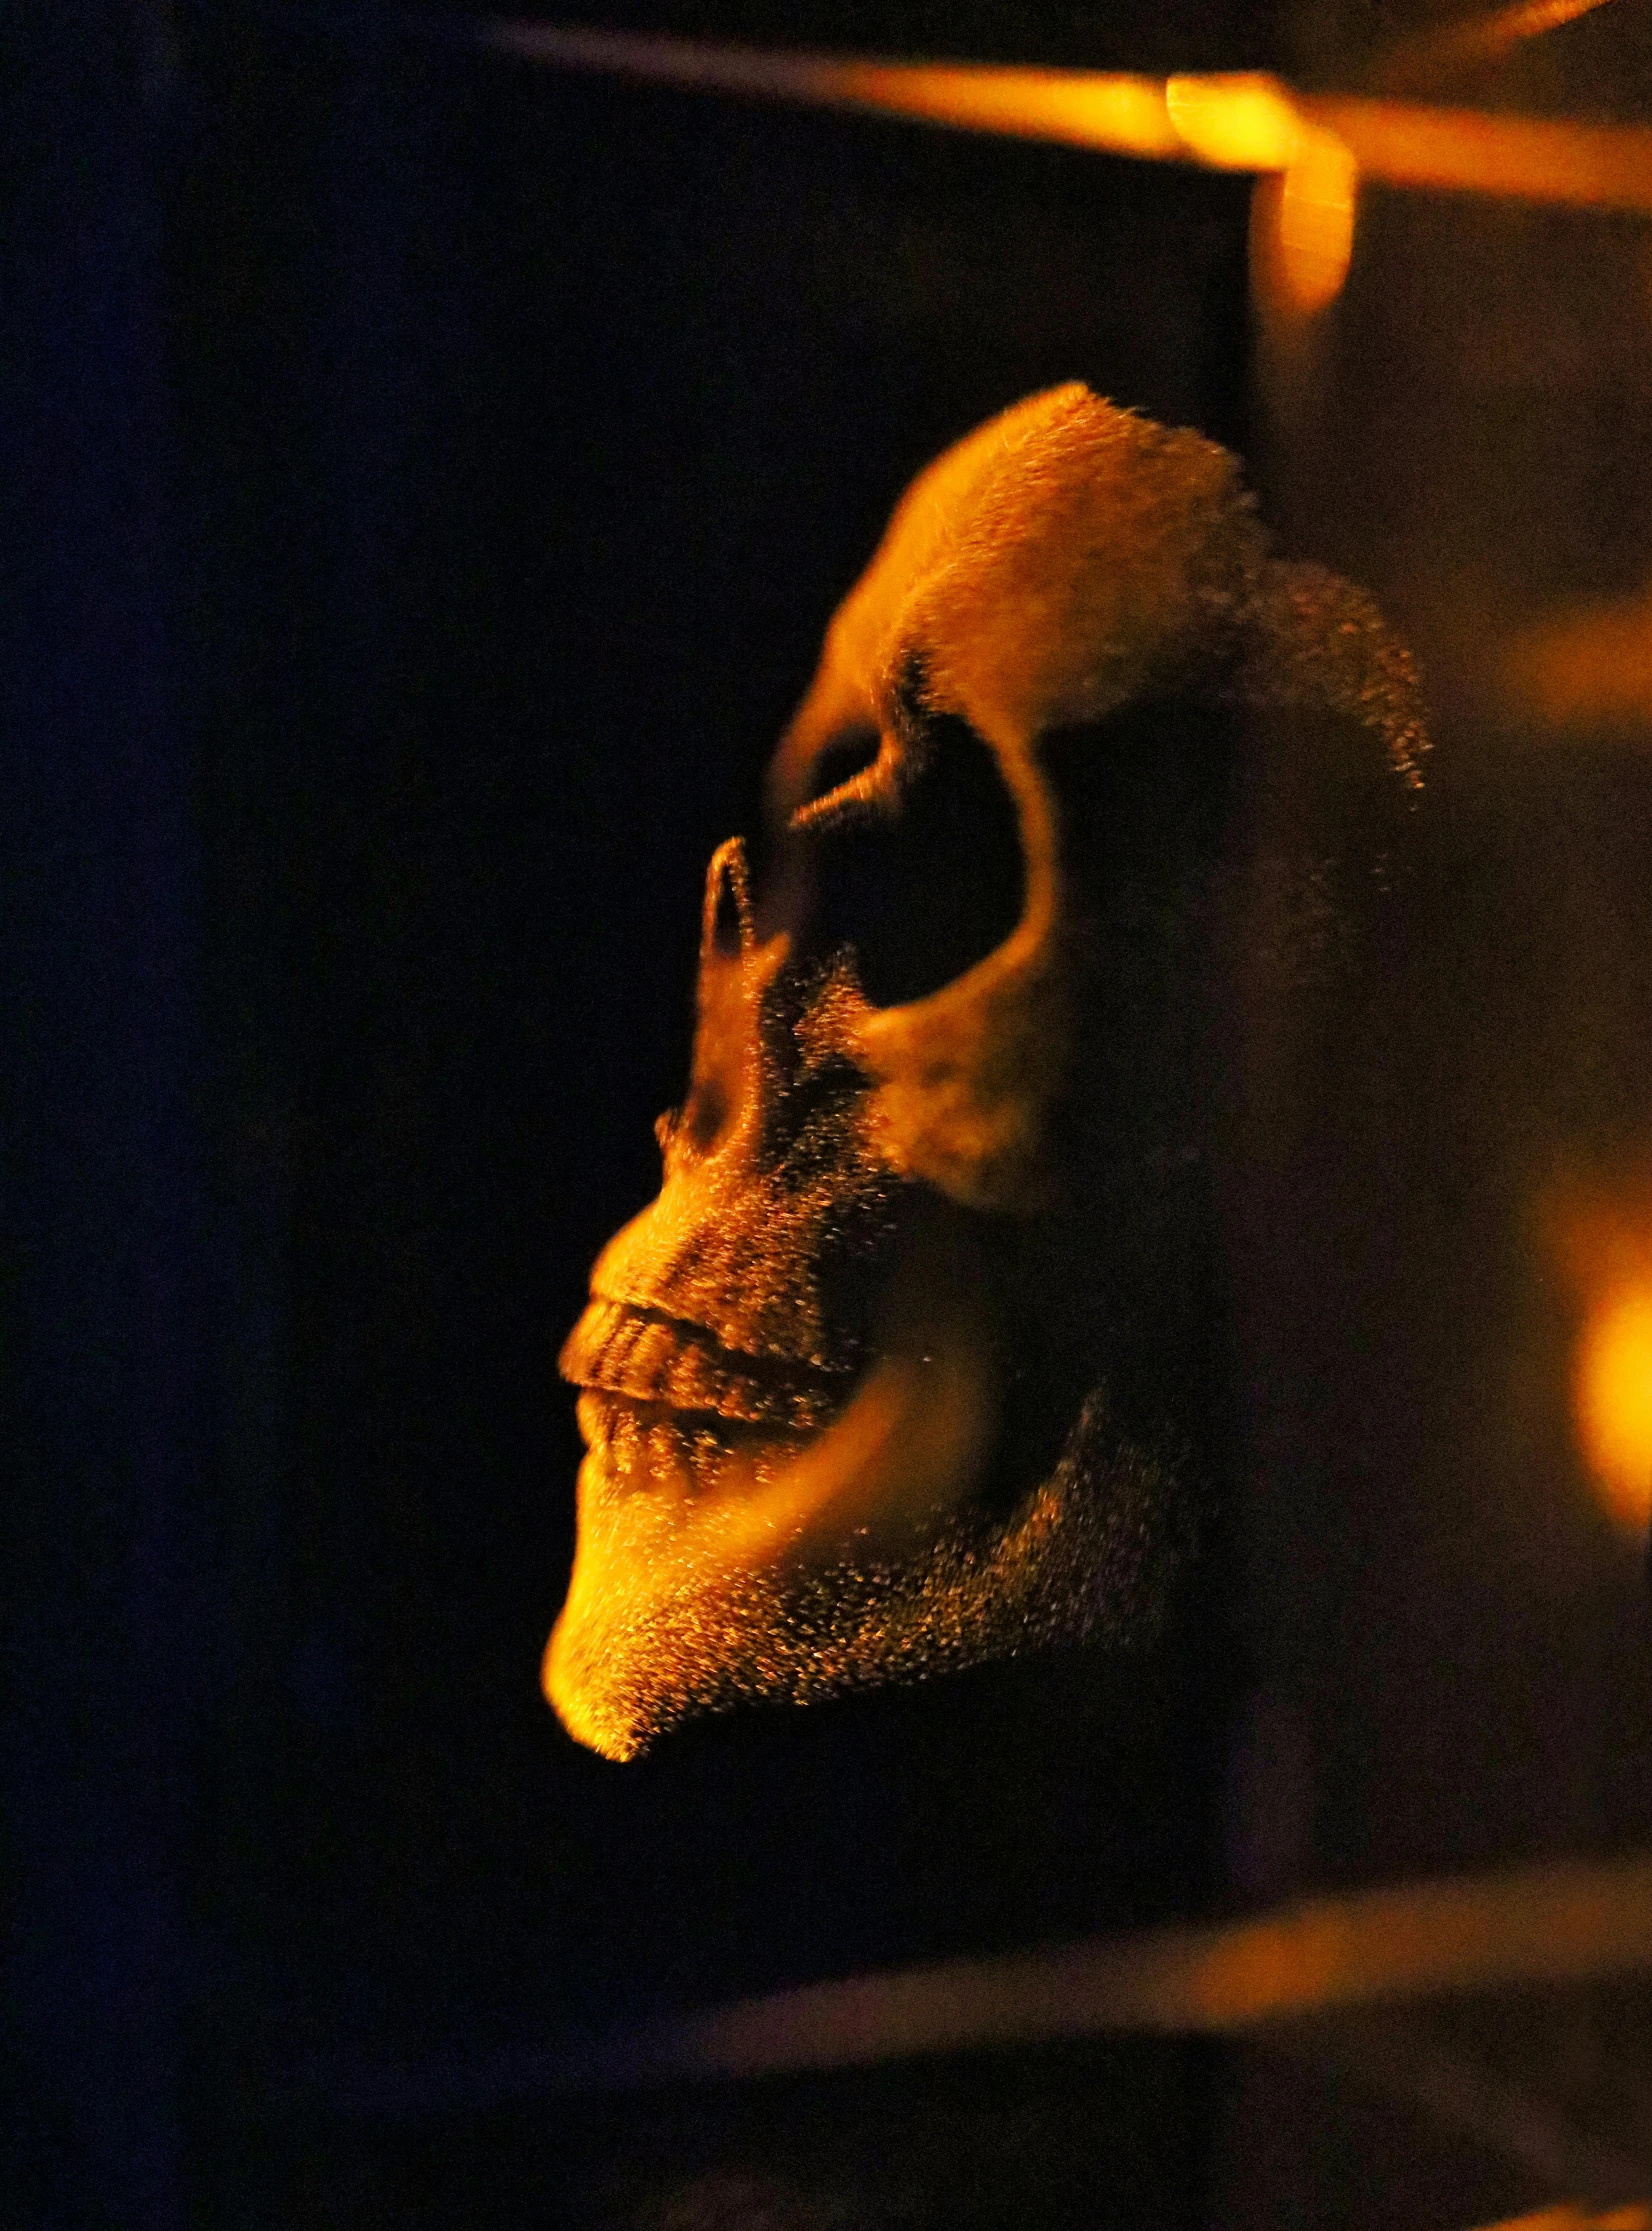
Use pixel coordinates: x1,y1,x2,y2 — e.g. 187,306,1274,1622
545,1359,1185,1764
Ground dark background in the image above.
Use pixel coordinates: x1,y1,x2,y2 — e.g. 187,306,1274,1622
6,3,1651,2226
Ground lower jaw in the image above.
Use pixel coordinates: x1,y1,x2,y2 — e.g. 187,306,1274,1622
573,1320,1000,1603
574,1391,806,1513
548,1213,1017,1757
545,1376,1183,1765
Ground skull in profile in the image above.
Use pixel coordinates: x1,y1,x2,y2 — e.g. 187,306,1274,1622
548,384,1425,1761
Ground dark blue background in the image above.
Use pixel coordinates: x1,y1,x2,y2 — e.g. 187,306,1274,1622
3,6,1259,2221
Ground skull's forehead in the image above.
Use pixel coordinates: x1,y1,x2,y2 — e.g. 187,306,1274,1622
778,383,1268,790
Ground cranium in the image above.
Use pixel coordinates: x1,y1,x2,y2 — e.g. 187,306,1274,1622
548,384,1426,1762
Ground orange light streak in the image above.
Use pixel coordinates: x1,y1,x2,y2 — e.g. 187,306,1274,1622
1477,2211,1652,2231
486,24,1181,159
839,60,1182,159
488,24,1652,216
306,1853,1652,2119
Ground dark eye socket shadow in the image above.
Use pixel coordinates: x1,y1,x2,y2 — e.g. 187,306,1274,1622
800,726,882,808
801,713,1026,1008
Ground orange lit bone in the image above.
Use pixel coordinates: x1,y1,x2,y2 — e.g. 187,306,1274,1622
1309,95,1652,212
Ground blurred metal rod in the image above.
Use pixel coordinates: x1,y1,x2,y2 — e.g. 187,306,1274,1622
482,23,1183,158
1308,94,1652,211
484,23,1652,212
632,1853,1652,2083
299,1853,1652,2115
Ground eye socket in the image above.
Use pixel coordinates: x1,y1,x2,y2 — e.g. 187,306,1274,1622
800,713,1026,1009
796,725,883,813
790,724,897,835
787,657,933,837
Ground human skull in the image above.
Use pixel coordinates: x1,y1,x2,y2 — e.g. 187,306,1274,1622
548,384,1426,1762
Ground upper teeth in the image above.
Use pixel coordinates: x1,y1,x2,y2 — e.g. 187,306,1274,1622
559,1297,852,1432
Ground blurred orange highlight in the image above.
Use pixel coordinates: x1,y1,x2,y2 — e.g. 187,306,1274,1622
1374,0,1624,91
1551,1188,1652,1537
1165,72,1302,169
1475,2210,1652,2231
1508,584,1652,733
651,1855,1652,2078
1252,129,1360,316
1278,133,1358,312
1576,1287,1652,1535
486,26,1185,159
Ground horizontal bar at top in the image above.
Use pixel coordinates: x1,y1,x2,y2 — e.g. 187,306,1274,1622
483,22,1652,212
482,23,1185,159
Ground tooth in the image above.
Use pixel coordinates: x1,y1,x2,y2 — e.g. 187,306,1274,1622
557,1303,606,1384
625,1319,678,1398
565,1291,858,1443
664,1339,724,1414
585,1299,633,1370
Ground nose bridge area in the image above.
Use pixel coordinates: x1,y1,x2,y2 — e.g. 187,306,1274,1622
680,836,772,1162
702,835,755,964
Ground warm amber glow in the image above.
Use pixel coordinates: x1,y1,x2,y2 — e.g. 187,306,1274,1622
1276,133,1358,313
1576,1287,1652,1536
488,24,1182,160
642,1855,1652,2077
1479,2211,1652,2231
